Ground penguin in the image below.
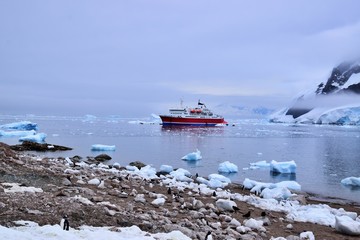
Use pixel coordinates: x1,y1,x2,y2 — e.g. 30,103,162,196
243,210,251,218
261,211,266,217
167,187,172,195
61,215,69,231
212,191,217,197
232,206,240,212
205,231,213,240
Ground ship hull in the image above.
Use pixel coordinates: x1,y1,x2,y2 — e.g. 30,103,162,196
159,115,226,126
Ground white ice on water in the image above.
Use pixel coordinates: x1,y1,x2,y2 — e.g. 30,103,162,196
159,165,173,173
0,121,37,130
341,177,360,187
91,144,116,151
218,161,238,173
0,130,36,137
270,160,297,174
19,133,47,143
181,149,202,161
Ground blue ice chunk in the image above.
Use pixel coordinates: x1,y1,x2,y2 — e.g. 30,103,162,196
341,177,360,187
270,160,297,174
218,161,238,173
159,165,173,173
0,121,38,130
19,133,47,143
91,144,116,151
181,149,202,161
0,130,36,137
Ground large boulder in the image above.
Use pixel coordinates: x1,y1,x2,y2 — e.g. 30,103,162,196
10,141,72,151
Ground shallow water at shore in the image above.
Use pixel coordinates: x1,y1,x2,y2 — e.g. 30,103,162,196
1,115,360,203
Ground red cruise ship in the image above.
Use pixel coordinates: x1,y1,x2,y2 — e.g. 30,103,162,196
159,101,227,126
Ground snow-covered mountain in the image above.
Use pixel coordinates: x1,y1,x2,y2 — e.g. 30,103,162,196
270,60,360,125
214,104,275,119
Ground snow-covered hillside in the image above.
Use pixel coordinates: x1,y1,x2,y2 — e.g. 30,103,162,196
270,60,360,125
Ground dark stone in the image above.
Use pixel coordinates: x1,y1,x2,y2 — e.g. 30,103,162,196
0,142,17,159
129,161,146,169
10,141,72,152
94,154,112,162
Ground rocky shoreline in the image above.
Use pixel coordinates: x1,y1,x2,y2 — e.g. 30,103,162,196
1,142,360,239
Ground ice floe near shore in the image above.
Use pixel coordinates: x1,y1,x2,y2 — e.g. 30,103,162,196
181,149,202,161
270,160,297,174
218,161,238,173
19,133,47,143
91,144,116,151
341,177,360,187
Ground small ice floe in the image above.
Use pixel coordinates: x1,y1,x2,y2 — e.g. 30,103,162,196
91,144,116,151
19,133,47,143
0,121,38,130
0,130,36,137
270,160,297,174
181,149,202,161
218,161,238,173
249,160,270,169
159,164,173,174
1,183,43,193
335,215,360,236
341,177,360,187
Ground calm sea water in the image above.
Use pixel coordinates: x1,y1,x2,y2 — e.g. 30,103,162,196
1,115,360,203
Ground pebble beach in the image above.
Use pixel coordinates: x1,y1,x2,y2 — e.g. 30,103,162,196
1,142,360,240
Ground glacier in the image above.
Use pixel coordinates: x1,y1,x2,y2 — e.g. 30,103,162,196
270,105,360,125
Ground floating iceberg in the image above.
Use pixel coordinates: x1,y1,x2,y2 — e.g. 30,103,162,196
341,177,360,187
270,160,297,174
181,149,202,161
218,161,238,173
0,130,36,137
0,121,38,130
91,144,116,151
19,133,46,143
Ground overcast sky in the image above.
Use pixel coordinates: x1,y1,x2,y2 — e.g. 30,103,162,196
1,0,360,117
